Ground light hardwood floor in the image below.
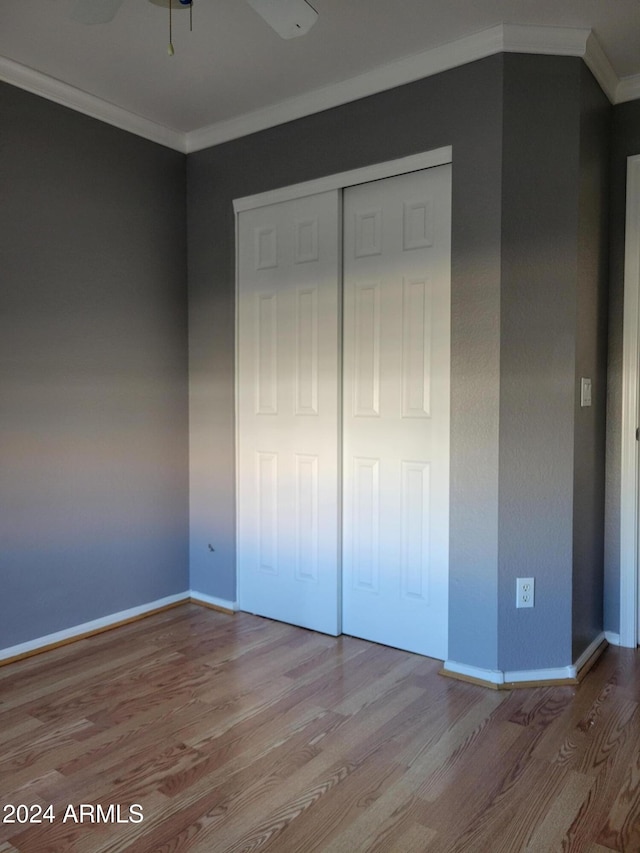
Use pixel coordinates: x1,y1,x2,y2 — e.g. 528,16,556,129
0,604,638,852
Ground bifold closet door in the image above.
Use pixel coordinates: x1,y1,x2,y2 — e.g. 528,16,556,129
342,165,451,659
237,190,341,635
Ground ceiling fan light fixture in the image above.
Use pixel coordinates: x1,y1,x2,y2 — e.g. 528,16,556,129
70,0,319,54
70,0,126,25
148,0,191,8
148,0,193,55
246,0,318,39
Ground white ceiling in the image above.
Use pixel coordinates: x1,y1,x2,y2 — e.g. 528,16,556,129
1,0,640,152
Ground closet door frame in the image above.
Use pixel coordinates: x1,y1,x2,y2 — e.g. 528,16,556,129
233,146,452,619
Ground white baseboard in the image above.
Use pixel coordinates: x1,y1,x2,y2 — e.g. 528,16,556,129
443,632,609,688
503,664,577,684
442,659,576,686
0,591,190,663
189,591,239,612
573,632,607,673
3,595,612,678
442,660,505,685
0,590,240,664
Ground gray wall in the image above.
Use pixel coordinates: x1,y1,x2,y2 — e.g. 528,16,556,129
604,98,640,633
188,56,505,668
0,84,190,648
497,58,610,670
573,66,610,659
498,55,581,671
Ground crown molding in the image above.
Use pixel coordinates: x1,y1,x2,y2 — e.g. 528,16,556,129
2,23,638,155
501,23,590,56
583,31,620,102
186,24,618,153
0,56,186,152
187,24,505,152
617,73,640,105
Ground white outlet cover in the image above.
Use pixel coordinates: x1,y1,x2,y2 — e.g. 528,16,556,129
246,0,318,39
516,577,535,608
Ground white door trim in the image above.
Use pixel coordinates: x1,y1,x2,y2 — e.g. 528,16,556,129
620,153,640,648
233,148,452,214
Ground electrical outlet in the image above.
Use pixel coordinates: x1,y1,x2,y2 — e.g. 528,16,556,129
516,577,534,608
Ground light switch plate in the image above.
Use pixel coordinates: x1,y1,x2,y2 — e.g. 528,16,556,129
581,377,592,407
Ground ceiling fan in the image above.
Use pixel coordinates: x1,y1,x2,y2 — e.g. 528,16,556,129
69,0,319,40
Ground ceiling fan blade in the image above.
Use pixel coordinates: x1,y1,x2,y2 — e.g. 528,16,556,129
70,0,126,24
246,0,318,39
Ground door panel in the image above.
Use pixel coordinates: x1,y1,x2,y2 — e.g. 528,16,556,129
237,191,341,635
237,166,451,658
342,166,451,658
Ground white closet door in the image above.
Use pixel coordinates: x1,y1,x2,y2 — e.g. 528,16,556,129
342,166,451,658
237,190,341,635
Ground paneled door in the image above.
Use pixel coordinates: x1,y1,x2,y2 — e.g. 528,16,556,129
237,190,341,635
342,166,451,658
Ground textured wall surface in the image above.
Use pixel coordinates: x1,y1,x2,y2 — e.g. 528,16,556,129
0,84,190,648
498,55,581,671
497,58,609,670
572,65,610,659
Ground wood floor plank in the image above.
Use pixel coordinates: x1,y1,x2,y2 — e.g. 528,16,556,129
25,652,197,725
384,823,437,852
0,715,43,749
544,717,640,852
221,742,405,853
533,675,619,763
319,689,507,851
426,754,571,853
493,683,577,729
523,769,595,851
417,718,523,808
282,635,370,682
573,697,639,777
127,684,422,852
0,790,53,846
606,647,640,700
394,688,506,769
1,604,639,853
332,655,424,717
421,688,607,852
55,699,219,779
109,712,349,852
321,780,425,853
8,791,169,853
595,719,640,851
158,702,330,800
0,639,175,714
